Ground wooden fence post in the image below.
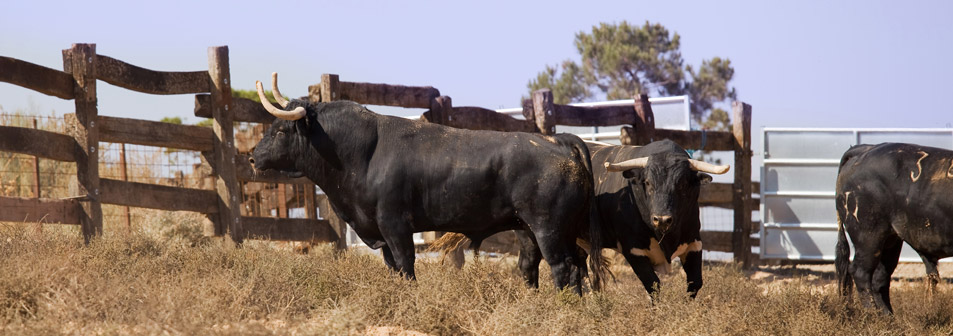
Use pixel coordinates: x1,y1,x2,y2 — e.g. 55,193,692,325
32,118,40,199
320,74,339,102
276,184,288,218
430,96,452,126
63,43,102,243
320,74,348,250
119,143,131,230
208,46,242,244
633,94,655,144
303,185,318,220
731,101,753,267
532,89,555,135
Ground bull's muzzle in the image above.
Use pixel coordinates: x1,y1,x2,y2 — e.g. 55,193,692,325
652,215,673,233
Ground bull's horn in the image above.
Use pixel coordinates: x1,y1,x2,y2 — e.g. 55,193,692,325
270,72,290,108
256,80,306,121
604,157,648,172
688,159,730,174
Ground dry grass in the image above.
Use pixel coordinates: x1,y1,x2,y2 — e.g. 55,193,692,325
2,215,953,335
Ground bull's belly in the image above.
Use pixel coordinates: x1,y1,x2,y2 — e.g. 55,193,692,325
413,209,519,234
894,218,953,257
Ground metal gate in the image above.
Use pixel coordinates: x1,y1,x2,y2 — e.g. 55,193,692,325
760,128,953,261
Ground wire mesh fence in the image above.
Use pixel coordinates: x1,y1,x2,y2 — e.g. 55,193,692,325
0,114,74,201
0,113,209,229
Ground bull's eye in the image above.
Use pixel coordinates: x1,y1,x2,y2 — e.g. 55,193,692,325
276,131,285,137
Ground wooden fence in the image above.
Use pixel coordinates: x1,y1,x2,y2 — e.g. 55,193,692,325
0,44,757,265
0,44,340,246
305,76,758,265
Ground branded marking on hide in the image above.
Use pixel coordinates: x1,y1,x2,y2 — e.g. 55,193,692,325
852,196,859,220
842,192,853,221
911,151,929,182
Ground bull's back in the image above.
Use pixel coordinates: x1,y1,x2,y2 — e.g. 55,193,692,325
375,119,589,230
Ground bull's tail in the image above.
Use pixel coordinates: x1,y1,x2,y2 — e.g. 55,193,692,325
838,145,875,173
835,205,853,297
556,134,606,291
834,145,871,298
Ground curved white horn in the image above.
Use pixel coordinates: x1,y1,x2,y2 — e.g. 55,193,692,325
688,159,730,175
256,80,306,121
604,157,649,172
270,72,290,108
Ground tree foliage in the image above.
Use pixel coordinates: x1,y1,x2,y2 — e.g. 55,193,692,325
527,21,737,130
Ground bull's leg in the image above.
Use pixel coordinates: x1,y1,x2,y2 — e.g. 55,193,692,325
575,246,590,289
377,217,417,280
381,244,399,272
568,241,585,292
515,229,542,288
533,232,579,294
619,246,661,297
849,250,880,310
681,250,704,298
871,236,903,313
918,252,940,294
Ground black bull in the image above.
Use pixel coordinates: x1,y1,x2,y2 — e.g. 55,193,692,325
836,142,953,313
248,73,605,292
440,140,729,297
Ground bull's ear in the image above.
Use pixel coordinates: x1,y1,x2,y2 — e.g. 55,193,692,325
697,172,713,185
294,116,310,134
622,169,638,179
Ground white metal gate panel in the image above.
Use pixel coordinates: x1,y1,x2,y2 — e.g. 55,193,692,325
760,128,953,262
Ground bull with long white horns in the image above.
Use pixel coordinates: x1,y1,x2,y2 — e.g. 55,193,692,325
249,73,607,294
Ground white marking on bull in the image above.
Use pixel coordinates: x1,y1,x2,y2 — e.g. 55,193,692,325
670,240,703,261
629,238,671,274
911,151,929,182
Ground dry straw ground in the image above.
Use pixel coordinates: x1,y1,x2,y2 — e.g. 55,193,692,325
2,212,953,335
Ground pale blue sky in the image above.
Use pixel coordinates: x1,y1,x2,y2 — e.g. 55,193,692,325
2,0,952,137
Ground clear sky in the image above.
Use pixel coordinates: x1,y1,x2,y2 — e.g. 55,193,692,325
2,1,953,145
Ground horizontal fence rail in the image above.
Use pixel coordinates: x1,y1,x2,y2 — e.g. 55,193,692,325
552,104,636,127
194,94,273,124
241,217,339,242
98,115,215,152
0,196,82,224
0,56,75,100
0,125,78,162
95,54,209,95
309,74,440,108
100,178,219,213
622,127,736,151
